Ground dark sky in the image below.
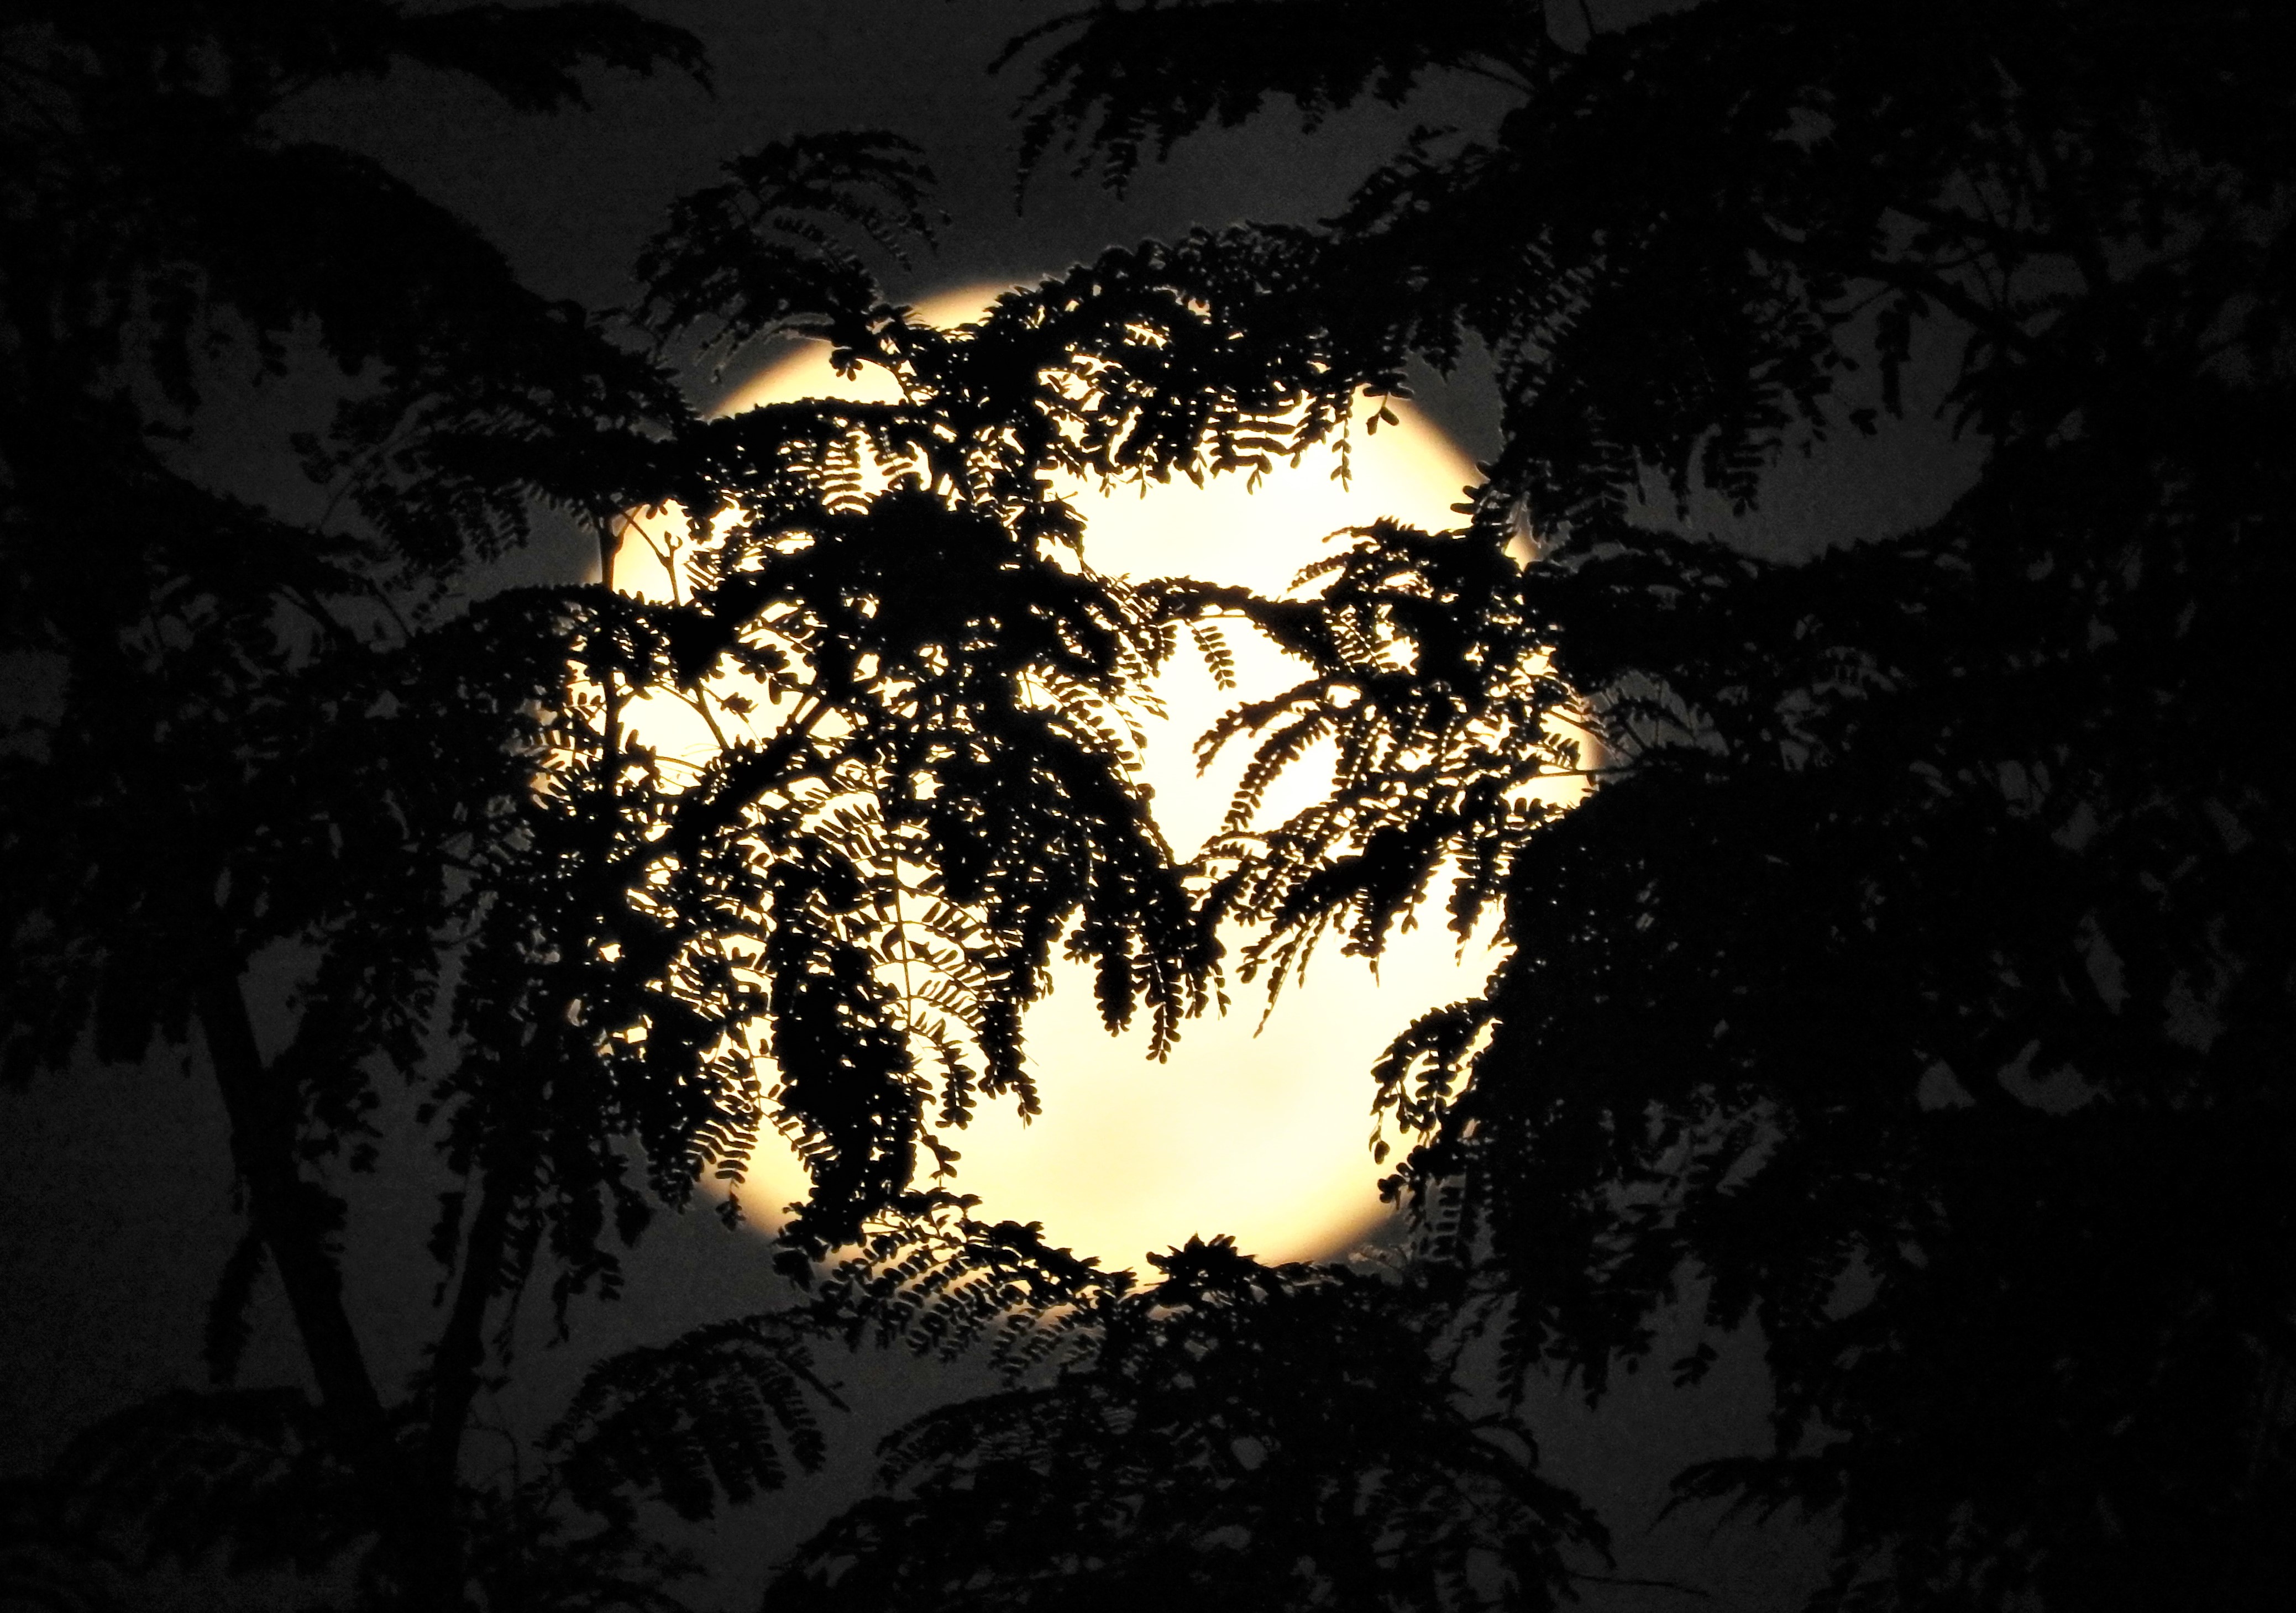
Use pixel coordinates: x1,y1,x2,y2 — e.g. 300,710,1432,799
283,0,1516,435
0,4,1953,1605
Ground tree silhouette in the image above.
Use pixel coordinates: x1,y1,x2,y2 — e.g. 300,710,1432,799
11,2,2293,1610
3,3,709,1601
989,1,2296,1608
1,4,1255,1604
778,1224,1605,1613
6,5,1525,1606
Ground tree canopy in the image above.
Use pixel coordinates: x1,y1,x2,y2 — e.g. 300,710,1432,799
999,2,2296,1608
4,2,2291,1611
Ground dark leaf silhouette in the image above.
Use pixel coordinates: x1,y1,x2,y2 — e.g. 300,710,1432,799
1011,2,2296,1607
12,2,2292,1609
777,1234,1606,1613
548,1312,842,1527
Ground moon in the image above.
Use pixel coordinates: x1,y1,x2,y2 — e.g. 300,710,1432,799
617,286,1569,1269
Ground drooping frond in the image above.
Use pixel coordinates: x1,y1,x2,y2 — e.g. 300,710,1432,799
636,131,940,370
547,1312,842,1527
1002,0,1553,193
804,1195,1131,1380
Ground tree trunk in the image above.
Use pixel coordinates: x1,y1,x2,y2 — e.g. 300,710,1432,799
198,967,448,1604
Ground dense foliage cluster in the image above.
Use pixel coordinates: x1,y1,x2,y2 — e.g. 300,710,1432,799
779,1233,1603,1613
3,2,2289,1610
1,1,1235,1600
1007,2,2296,1608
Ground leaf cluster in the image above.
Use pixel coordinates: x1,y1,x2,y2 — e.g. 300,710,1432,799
1005,2,2296,1608
774,1234,1606,1613
2,6,1455,1600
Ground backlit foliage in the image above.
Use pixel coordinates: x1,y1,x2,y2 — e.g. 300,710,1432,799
1007,2,2296,1608
0,4,1469,1603
11,3,2292,1610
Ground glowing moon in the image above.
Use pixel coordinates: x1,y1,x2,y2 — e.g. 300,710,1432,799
621,286,1556,1269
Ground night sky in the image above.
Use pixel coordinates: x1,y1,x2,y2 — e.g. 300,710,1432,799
0,4,1994,1605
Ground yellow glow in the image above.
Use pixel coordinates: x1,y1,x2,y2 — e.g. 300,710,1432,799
617,286,1576,1269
